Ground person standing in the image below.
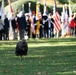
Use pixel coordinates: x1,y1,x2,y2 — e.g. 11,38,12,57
69,13,76,36
42,14,48,38
69,14,74,36
0,16,4,40
17,11,27,40
4,15,9,40
11,15,17,40
48,13,54,38
73,13,76,36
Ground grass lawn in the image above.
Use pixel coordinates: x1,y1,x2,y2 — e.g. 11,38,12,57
0,37,76,75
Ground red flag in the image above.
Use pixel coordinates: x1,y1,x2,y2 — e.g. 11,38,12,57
7,0,13,13
54,12,61,33
53,0,61,34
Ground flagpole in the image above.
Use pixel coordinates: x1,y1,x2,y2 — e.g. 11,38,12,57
43,0,46,15
53,0,56,14
28,2,32,38
7,0,14,40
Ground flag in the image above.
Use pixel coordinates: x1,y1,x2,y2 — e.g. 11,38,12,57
28,2,35,34
28,3,32,16
7,0,14,40
53,0,61,34
7,0,13,20
36,1,41,20
69,0,72,22
61,5,69,36
35,1,41,37
0,0,5,21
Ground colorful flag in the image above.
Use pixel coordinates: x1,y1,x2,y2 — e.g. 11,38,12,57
7,0,13,20
0,0,5,21
7,0,14,40
36,1,41,20
35,1,41,37
61,5,69,36
28,2,35,34
53,0,61,34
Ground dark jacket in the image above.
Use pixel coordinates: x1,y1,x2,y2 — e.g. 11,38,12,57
42,15,48,29
4,18,9,30
17,15,27,29
11,18,16,29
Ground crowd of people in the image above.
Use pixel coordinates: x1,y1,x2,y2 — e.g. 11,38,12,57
0,10,76,41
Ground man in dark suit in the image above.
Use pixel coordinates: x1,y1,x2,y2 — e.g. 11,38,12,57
42,14,48,38
17,11,27,40
4,15,9,40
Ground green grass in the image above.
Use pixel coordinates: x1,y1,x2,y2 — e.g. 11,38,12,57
0,37,76,75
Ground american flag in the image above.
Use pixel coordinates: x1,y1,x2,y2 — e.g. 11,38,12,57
53,0,61,34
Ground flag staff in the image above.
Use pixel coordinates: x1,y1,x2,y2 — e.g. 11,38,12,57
7,0,14,40
53,0,56,14
28,2,32,38
36,0,41,38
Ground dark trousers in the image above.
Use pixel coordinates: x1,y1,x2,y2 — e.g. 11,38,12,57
74,26,76,36
0,30,2,40
70,27,74,36
44,28,48,38
39,26,44,38
4,29,9,40
19,29,25,40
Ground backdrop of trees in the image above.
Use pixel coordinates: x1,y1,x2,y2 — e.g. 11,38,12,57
0,0,76,15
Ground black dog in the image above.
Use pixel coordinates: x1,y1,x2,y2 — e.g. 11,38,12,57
15,39,28,57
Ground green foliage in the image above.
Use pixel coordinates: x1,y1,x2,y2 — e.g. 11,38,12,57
71,4,76,13
58,0,76,4
5,0,27,14
0,38,76,75
58,0,68,4
4,0,76,16
4,0,53,15
71,0,76,3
